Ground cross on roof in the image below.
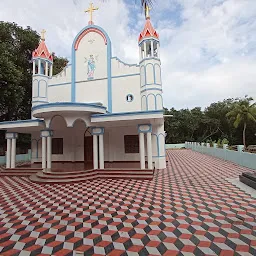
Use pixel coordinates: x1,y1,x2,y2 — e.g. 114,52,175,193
41,29,46,41
85,3,99,25
145,4,151,19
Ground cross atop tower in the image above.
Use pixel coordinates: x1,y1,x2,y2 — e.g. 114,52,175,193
41,29,46,41
145,4,151,19
85,3,99,25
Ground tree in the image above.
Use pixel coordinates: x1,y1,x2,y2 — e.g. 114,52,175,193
52,53,69,76
226,97,256,148
0,22,67,149
0,22,40,122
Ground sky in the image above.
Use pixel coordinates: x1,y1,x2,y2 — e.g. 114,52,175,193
1,0,256,110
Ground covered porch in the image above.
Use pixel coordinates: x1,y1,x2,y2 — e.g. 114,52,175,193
0,108,165,182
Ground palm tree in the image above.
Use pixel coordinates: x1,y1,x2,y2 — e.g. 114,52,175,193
102,0,155,15
140,1,154,8
226,97,256,148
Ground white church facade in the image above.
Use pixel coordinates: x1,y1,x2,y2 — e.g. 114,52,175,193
0,5,166,173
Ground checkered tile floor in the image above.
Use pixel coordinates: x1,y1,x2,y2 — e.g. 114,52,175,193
1,149,256,255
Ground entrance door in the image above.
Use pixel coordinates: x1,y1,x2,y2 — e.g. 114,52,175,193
84,136,93,170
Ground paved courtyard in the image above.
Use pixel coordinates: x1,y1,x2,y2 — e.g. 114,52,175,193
0,149,256,256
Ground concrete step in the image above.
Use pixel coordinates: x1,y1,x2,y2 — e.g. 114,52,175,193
43,169,94,176
0,172,38,176
29,173,100,184
29,168,154,184
0,169,39,176
38,170,153,179
239,173,256,190
37,171,95,180
8,168,42,171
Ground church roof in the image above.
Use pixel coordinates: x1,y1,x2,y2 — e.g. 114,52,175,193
32,39,53,62
138,17,159,43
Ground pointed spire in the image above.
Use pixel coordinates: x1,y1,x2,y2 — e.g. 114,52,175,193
32,30,53,62
138,17,159,43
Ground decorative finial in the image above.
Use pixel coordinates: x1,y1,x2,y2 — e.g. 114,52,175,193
145,4,151,19
85,3,99,25
41,29,46,41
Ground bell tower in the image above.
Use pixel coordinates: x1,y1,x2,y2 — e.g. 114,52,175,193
139,5,163,111
32,30,53,109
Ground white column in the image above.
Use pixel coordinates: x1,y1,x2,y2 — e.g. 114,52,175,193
33,60,36,75
238,145,244,153
93,135,98,169
47,136,52,169
11,138,16,168
147,132,153,169
139,132,145,169
50,64,53,77
144,41,147,58
6,138,11,169
45,61,48,76
157,43,160,58
38,59,41,75
99,134,104,169
151,41,154,57
42,137,46,169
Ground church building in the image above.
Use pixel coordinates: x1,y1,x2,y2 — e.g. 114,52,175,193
0,4,166,177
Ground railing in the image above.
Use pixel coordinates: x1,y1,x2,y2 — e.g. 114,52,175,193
166,143,186,149
185,142,256,170
0,150,31,165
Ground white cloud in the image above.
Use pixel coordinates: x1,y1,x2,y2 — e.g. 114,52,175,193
1,0,256,109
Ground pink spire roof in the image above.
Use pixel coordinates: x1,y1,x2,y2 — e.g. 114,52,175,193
32,39,53,62
138,17,159,43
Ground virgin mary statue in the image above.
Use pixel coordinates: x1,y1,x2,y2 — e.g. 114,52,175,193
87,55,96,79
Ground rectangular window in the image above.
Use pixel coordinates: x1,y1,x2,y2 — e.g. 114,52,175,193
52,138,63,155
124,135,139,154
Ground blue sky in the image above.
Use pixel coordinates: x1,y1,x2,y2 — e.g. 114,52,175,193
1,0,256,109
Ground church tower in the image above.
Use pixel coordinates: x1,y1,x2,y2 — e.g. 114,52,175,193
139,6,163,111
32,30,53,108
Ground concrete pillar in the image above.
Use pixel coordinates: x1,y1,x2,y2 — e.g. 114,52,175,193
147,132,153,169
139,132,145,169
151,40,154,57
157,43,160,58
50,64,53,77
38,59,41,75
213,143,218,148
99,134,104,169
11,137,16,168
33,60,36,75
6,138,11,169
93,135,98,169
237,145,244,153
139,46,142,61
42,137,46,169
45,61,48,76
47,136,52,169
144,41,147,58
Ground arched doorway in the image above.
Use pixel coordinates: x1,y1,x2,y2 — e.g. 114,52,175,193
84,128,93,170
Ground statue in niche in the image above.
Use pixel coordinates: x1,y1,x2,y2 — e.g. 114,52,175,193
84,55,98,80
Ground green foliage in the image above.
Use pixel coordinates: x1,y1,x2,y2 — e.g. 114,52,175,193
226,96,256,147
52,53,69,76
165,97,256,146
222,138,229,145
0,22,67,149
0,22,40,122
